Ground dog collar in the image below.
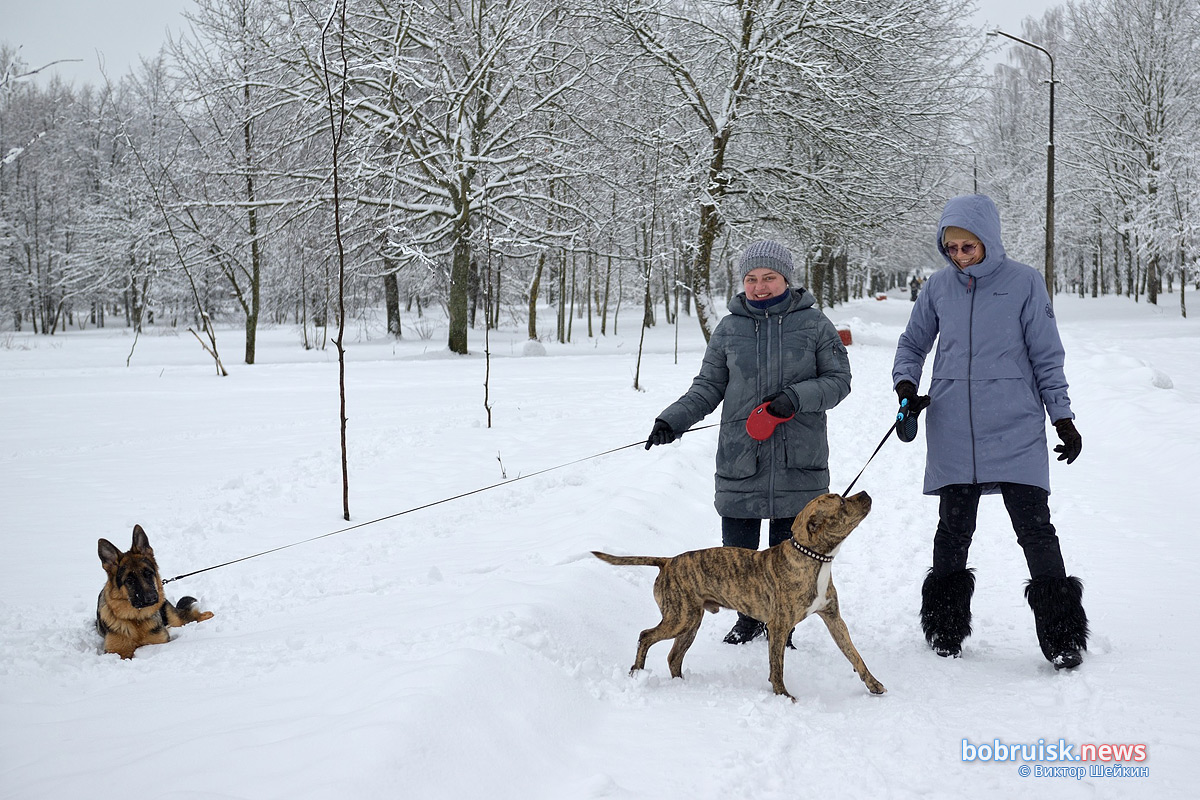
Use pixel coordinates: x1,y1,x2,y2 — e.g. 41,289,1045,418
790,539,834,562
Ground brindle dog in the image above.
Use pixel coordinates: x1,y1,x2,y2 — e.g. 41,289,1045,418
97,525,213,659
594,492,884,701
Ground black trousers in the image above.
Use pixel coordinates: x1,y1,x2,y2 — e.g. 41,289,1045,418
933,483,1067,580
722,517,793,550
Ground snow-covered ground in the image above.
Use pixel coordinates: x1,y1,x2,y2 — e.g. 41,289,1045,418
1,291,1196,799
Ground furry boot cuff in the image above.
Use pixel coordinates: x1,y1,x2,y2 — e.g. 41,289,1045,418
920,568,976,658
1025,575,1089,670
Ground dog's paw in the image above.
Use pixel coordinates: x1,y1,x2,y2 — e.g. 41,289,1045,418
865,679,886,695
771,685,797,703
197,611,215,622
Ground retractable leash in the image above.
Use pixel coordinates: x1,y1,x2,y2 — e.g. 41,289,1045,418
746,401,794,441
895,397,922,443
163,418,742,585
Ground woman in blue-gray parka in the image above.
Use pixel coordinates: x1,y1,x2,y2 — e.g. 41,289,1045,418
893,194,1088,670
646,240,852,645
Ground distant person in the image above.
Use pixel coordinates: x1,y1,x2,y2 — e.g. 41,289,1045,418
909,275,921,301
892,194,1088,670
645,240,851,644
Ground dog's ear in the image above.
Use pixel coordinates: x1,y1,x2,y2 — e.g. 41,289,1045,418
805,503,833,536
794,507,821,538
98,538,121,568
130,525,153,555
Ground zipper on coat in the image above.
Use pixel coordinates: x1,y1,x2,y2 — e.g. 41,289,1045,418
764,312,776,518
752,319,763,400
775,315,786,519
755,308,786,519
775,315,784,396
967,274,977,482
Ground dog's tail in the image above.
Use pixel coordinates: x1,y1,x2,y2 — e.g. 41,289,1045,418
592,551,669,568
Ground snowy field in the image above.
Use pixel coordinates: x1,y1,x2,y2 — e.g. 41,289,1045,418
1,290,1196,799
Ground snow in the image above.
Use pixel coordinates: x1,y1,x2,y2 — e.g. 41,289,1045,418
1,292,1196,799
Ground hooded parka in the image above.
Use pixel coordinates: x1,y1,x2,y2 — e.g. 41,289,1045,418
657,288,851,519
893,194,1074,496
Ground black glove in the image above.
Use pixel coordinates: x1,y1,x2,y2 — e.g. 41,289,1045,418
895,380,931,443
895,380,931,415
763,392,796,418
1053,418,1082,464
645,419,677,450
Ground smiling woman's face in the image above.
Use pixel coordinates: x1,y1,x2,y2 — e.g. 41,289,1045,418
743,268,788,300
944,237,985,269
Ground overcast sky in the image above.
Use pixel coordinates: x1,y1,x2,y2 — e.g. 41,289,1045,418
4,0,190,85
5,0,1057,87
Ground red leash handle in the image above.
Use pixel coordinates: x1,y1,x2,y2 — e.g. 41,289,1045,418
745,401,795,441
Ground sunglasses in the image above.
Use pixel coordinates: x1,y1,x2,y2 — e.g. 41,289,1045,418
944,241,980,256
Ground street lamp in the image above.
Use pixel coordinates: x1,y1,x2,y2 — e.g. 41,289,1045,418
988,29,1057,305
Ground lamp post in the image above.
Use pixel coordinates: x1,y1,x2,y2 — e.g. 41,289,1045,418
989,29,1057,305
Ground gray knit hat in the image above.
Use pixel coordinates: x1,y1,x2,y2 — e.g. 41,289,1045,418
738,240,794,285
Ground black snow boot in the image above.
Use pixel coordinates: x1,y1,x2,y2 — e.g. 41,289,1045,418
723,613,766,645
1025,575,1089,670
920,568,976,658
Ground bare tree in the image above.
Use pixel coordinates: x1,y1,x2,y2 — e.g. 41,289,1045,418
169,0,315,362
1064,0,1200,312
296,0,589,354
602,0,979,339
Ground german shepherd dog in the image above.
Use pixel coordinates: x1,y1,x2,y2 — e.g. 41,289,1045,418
97,525,213,658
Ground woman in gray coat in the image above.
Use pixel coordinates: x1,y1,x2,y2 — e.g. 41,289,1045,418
892,194,1088,670
646,240,851,644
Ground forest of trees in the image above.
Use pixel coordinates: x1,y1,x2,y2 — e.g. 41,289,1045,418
2,0,1196,363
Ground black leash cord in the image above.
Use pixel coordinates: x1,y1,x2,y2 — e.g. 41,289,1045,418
841,420,900,497
163,420,732,584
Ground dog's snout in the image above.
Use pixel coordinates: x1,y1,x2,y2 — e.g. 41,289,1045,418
850,491,872,509
130,590,159,609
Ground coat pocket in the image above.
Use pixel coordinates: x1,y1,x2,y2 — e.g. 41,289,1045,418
782,414,829,470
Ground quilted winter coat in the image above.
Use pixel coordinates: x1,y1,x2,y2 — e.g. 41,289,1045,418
657,288,851,519
892,194,1074,495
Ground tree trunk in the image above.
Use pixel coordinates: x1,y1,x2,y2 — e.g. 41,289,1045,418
613,263,623,335
836,249,849,304
601,253,612,336
528,249,546,341
492,262,501,330
468,257,480,328
1180,240,1187,319
448,209,471,354
557,251,567,343
641,219,655,330
243,84,262,366
811,244,828,309
586,249,594,338
690,200,720,342
1123,231,1135,298
383,269,402,338
567,250,576,343
661,261,673,325
689,128,732,343
1113,230,1121,297
128,273,143,333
